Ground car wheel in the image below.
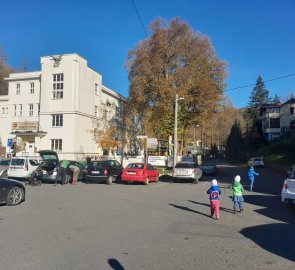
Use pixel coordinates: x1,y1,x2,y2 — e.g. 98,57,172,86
6,187,24,206
144,177,149,185
106,176,114,185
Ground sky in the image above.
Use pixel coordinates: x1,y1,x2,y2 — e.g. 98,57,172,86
1,0,294,108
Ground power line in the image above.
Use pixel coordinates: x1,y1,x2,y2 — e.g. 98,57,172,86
131,0,148,38
225,73,295,92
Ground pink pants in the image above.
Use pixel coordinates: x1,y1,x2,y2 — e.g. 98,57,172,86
210,200,220,218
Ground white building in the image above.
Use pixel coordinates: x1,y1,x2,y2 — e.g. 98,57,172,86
0,53,126,160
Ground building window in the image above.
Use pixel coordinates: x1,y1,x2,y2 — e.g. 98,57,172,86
95,105,98,117
51,139,62,151
38,104,40,115
16,83,20,95
291,107,294,115
53,73,64,99
1,107,4,114
269,118,280,128
19,105,22,117
30,82,35,93
52,114,63,126
29,104,33,116
95,83,99,95
14,105,17,117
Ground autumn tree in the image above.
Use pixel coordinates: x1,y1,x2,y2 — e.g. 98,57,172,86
0,48,15,95
89,102,127,156
126,17,227,145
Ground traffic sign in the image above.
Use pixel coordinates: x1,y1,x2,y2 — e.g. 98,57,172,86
136,135,148,139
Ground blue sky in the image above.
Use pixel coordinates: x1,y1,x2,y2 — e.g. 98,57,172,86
1,0,294,108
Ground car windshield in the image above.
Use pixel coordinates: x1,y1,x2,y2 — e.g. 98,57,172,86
254,158,263,161
175,162,197,169
11,159,25,166
127,163,144,169
203,162,214,166
0,160,9,166
89,161,107,168
42,154,58,160
289,169,295,179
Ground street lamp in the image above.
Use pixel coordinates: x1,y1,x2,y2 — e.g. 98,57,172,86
173,94,184,166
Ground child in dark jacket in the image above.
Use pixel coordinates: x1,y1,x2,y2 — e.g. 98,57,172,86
207,179,221,219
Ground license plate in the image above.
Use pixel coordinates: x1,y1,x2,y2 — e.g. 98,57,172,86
128,172,136,175
91,171,100,174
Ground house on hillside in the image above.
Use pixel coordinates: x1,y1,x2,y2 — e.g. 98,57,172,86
0,53,127,160
260,97,295,141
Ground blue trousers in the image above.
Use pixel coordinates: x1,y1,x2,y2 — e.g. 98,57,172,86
249,178,254,191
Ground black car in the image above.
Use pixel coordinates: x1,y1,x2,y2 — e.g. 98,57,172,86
41,160,85,184
85,160,123,184
0,177,25,206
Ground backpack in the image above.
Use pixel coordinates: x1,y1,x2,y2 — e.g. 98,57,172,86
210,190,220,200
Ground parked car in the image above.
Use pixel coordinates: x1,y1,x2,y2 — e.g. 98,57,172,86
0,159,10,177
248,157,264,168
200,161,217,175
8,156,42,179
0,177,25,206
85,160,123,184
41,160,85,184
172,162,202,183
121,163,159,185
281,168,295,205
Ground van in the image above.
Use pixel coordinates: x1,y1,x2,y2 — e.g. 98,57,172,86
8,156,41,179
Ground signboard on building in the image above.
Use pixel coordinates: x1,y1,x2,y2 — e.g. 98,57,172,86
148,156,167,166
11,122,38,131
147,138,158,149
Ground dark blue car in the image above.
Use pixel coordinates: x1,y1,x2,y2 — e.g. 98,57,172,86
0,177,25,206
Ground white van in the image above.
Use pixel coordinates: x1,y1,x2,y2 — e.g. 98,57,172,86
8,156,41,179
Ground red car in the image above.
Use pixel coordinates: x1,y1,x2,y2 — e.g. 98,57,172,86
121,163,159,185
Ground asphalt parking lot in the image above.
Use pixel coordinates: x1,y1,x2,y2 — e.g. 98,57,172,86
0,163,294,270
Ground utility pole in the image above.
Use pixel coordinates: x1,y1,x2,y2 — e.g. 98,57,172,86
173,94,184,166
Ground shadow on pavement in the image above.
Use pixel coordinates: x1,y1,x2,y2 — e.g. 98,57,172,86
108,258,125,270
188,200,233,213
239,194,295,262
169,203,211,218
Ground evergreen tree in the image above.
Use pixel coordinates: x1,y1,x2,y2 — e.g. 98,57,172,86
243,75,271,143
226,121,245,162
272,94,281,104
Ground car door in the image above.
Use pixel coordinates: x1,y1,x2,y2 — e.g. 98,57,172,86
112,161,123,179
147,164,157,180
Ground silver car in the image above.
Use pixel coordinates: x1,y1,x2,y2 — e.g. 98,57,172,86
281,168,295,205
172,162,202,183
201,161,217,175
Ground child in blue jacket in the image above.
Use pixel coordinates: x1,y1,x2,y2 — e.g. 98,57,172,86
248,166,259,191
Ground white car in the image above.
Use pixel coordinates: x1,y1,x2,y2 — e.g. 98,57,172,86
172,162,202,183
248,157,264,168
281,168,295,205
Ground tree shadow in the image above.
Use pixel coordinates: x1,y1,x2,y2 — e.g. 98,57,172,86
108,258,125,270
169,203,211,218
239,194,295,262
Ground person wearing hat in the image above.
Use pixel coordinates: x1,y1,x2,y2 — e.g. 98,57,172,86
231,175,244,213
207,179,221,219
248,166,259,192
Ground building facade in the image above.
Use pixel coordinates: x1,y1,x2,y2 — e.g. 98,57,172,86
0,53,126,160
260,98,295,141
